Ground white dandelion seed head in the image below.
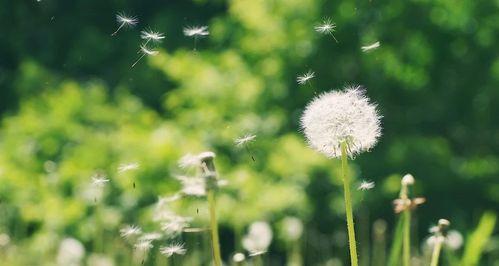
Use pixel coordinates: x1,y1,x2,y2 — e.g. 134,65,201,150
91,174,109,187
358,180,375,191
361,41,381,52
235,134,257,147
134,240,153,252
281,217,303,241
140,45,159,56
183,25,209,37
233,252,246,262
297,70,315,85
160,242,187,257
178,151,215,169
120,224,142,239
401,174,415,186
118,162,140,173
242,221,273,256
300,85,382,158
140,29,165,42
116,12,138,26
56,238,85,266
314,18,336,35
426,235,445,248
176,175,206,196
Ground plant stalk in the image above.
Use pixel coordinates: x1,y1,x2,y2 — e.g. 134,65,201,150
430,238,443,266
208,189,223,266
403,209,411,266
341,141,359,266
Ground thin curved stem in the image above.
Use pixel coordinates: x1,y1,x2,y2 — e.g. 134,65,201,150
207,190,222,266
341,142,359,266
403,209,411,266
430,238,443,266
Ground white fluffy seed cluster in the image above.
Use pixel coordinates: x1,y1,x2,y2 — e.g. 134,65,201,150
300,85,382,158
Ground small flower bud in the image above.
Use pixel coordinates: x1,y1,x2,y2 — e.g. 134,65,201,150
438,219,450,227
401,174,415,186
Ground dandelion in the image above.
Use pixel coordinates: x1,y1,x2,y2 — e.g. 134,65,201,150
56,238,85,266
300,85,381,266
235,134,257,162
178,153,202,169
160,242,187,257
314,18,338,43
120,225,142,239
429,219,451,266
91,174,109,187
297,70,315,85
183,25,209,50
111,12,138,36
131,45,158,68
242,221,273,256
358,180,375,191
361,41,380,52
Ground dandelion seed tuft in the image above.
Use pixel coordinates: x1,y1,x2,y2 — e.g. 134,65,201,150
140,29,165,43
183,26,209,37
120,225,142,239
297,70,315,85
118,162,140,173
159,242,187,257
235,134,257,147
300,85,382,158
361,41,381,52
91,174,109,187
358,180,375,191
314,18,338,42
111,12,138,36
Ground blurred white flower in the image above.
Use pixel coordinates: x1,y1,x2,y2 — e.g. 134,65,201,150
120,224,142,239
300,86,382,158
57,238,85,266
235,134,257,147
118,162,140,173
87,254,114,266
358,180,375,191
281,217,303,241
233,252,246,262
176,175,206,196
183,26,209,37
178,151,216,169
112,12,138,36
402,174,415,186
361,41,380,52
445,230,464,250
242,221,273,256
160,242,187,257
0,233,10,247
297,70,315,85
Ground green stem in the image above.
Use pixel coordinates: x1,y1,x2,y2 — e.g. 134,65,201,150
430,238,443,266
403,209,411,266
208,190,222,266
341,142,359,266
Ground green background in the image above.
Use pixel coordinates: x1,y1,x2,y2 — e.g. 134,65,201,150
0,0,498,265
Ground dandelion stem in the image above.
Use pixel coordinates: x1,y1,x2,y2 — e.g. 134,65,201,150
207,189,222,266
341,141,359,266
111,23,125,36
403,209,411,266
131,54,146,68
430,238,443,266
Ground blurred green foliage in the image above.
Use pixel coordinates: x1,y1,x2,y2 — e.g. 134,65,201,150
0,0,498,265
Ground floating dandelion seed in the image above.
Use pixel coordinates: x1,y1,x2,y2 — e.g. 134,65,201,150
111,12,138,36
358,180,375,191
301,85,382,158
235,134,257,162
131,45,158,68
139,232,163,242
314,18,338,43
140,29,165,43
297,70,315,85
118,162,140,173
361,41,380,52
91,174,109,187
183,25,209,50
160,242,187,257
120,225,142,239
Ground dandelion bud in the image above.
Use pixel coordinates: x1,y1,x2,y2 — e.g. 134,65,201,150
233,252,246,262
438,219,450,227
401,174,415,186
